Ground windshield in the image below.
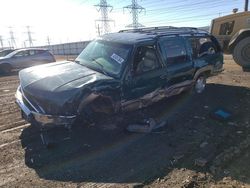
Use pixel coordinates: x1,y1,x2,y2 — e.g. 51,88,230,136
4,50,18,58
75,40,132,78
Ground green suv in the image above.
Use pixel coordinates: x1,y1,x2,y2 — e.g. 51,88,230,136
16,27,223,129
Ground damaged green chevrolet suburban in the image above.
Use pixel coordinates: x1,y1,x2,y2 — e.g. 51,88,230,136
15,27,223,129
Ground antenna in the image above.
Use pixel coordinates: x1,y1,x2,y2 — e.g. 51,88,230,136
124,0,145,29
95,0,114,35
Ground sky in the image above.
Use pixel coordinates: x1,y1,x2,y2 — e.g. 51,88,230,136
0,0,244,48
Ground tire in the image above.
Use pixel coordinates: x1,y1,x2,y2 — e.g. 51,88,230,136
194,75,206,94
0,64,12,74
233,37,250,68
75,98,115,128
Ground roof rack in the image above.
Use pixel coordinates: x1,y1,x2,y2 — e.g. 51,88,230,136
119,26,208,36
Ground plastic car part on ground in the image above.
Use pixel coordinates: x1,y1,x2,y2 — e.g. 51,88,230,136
210,108,232,121
126,118,167,133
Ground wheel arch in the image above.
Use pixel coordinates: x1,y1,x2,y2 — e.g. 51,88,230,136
77,92,120,116
228,29,250,53
193,65,213,81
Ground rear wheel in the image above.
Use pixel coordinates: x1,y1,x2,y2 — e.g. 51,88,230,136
233,37,250,69
194,75,206,94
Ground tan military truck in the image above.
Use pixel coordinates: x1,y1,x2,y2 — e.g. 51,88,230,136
211,11,250,70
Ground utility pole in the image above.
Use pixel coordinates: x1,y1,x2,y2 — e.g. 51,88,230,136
124,0,145,29
26,26,34,47
245,0,249,11
95,0,114,35
0,36,3,49
9,27,16,49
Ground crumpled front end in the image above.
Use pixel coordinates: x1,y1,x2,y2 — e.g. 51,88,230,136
15,86,76,128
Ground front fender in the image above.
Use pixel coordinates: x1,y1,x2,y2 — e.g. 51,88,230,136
77,93,99,114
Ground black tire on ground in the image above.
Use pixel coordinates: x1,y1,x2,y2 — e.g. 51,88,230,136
233,37,250,68
0,64,12,74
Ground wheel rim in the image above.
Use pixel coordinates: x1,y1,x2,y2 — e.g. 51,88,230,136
241,44,250,61
195,77,206,93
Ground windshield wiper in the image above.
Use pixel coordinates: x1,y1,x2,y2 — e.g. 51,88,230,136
91,58,110,76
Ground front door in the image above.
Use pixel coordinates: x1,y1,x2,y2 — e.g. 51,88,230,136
121,44,167,111
10,50,31,68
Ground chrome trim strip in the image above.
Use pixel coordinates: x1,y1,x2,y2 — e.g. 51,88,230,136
20,87,40,113
16,86,76,126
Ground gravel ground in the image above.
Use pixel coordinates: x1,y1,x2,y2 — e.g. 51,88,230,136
0,55,250,188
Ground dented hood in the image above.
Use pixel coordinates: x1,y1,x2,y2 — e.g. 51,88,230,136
18,61,115,115
19,61,112,93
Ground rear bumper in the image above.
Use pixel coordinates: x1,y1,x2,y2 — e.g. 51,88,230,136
15,86,76,128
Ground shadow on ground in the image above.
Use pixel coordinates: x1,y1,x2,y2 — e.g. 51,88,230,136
0,70,19,77
20,83,250,185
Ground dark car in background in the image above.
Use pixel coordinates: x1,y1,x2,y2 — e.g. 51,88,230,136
0,49,15,57
15,27,223,131
0,48,56,73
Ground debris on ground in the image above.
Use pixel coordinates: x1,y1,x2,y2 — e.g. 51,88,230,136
210,108,232,121
126,118,166,133
200,141,208,148
195,158,208,167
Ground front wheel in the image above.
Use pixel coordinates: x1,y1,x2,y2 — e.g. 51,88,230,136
194,75,206,94
233,37,250,68
0,64,12,74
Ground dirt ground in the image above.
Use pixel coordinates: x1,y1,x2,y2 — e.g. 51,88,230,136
0,55,250,188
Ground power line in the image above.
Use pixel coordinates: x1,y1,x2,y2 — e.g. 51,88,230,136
123,0,145,28
142,11,230,25
95,0,114,35
142,2,229,18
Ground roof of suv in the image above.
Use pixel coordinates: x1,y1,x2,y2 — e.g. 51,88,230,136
101,26,210,44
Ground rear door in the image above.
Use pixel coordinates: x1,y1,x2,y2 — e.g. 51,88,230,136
158,36,194,88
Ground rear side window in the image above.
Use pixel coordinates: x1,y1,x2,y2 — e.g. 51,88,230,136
35,50,46,54
159,37,188,64
188,37,218,58
29,50,35,55
219,21,235,35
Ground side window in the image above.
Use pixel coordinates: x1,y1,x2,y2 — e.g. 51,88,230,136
160,37,188,64
133,46,160,75
29,50,35,55
219,21,235,35
188,38,199,58
14,50,29,57
36,50,45,54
